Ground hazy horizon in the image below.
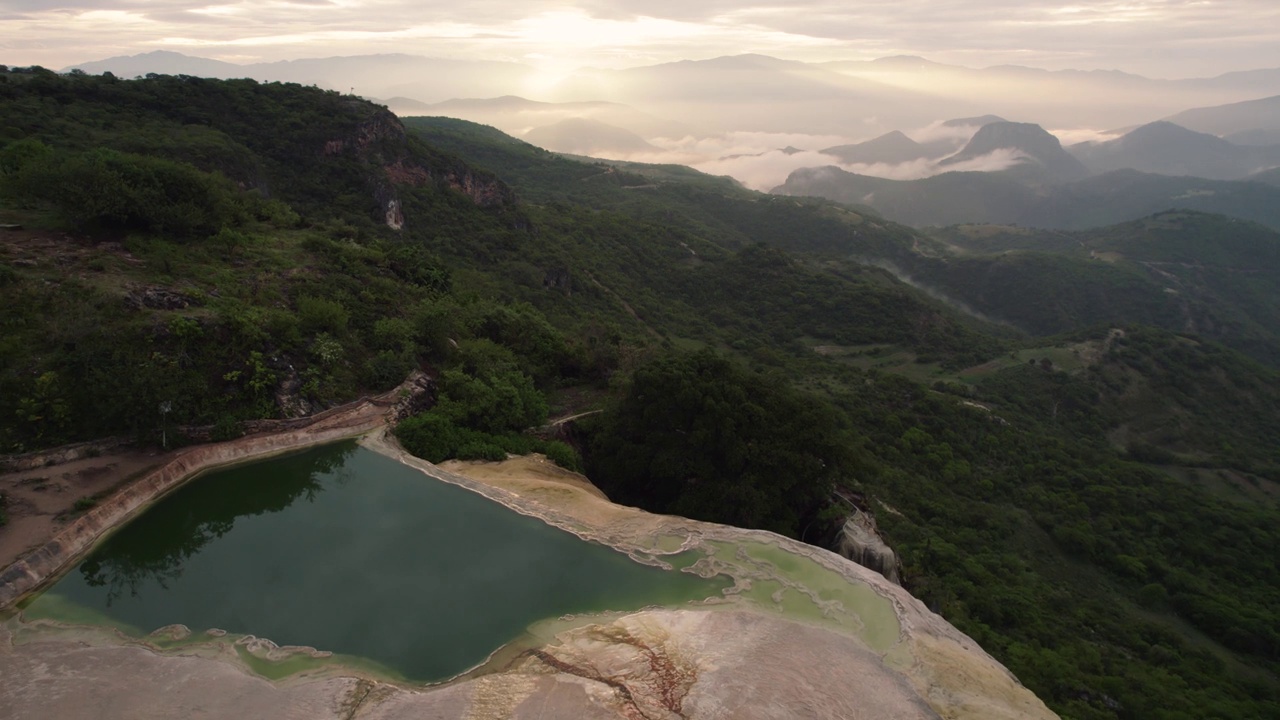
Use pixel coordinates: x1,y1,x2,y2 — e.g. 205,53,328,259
5,1,1280,80
8,2,1280,192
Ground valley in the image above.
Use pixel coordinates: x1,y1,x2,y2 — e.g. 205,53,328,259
0,64,1277,720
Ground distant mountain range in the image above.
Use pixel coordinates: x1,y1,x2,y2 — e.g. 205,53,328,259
1164,94,1280,145
61,50,1280,228
1069,121,1280,180
775,105,1280,230
65,51,1280,136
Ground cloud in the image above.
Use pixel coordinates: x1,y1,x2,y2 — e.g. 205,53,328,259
572,128,1028,191
909,120,991,145
1048,127,1125,146
4,0,1280,77
933,147,1026,174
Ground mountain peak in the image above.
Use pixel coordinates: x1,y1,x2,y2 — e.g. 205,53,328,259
820,130,933,165
1069,119,1279,179
943,122,1090,182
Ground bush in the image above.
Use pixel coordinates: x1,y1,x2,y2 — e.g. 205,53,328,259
395,411,568,467
296,295,350,336
394,412,460,464
363,350,413,389
433,367,546,435
211,414,244,441
455,441,507,461
584,349,854,536
372,317,416,354
6,147,247,238
212,226,250,255
540,440,582,472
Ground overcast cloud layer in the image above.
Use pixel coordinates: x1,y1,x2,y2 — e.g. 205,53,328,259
4,1,1280,78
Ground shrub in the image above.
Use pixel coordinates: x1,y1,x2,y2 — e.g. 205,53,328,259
541,440,582,472
431,344,548,435
6,147,246,238
372,317,416,354
211,414,244,441
394,412,461,464
296,295,349,336
212,226,250,256
363,350,414,390
455,441,507,462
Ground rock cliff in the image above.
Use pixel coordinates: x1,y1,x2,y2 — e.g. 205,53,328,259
837,507,903,585
323,108,517,230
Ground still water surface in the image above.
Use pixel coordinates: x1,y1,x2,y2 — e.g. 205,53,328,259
25,442,724,680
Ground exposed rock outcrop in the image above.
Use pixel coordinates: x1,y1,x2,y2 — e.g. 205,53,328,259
0,437,132,474
322,108,517,230
837,507,902,585
542,266,573,294
124,285,199,311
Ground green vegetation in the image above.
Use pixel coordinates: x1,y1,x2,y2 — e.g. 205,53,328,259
915,212,1280,365
4,144,252,238
0,70,1277,718
393,337,582,470
775,164,1280,231
584,350,857,536
825,360,1280,719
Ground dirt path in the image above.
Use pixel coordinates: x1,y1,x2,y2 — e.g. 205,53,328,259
0,450,164,575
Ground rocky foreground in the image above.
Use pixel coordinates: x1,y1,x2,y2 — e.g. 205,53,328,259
0,433,1057,720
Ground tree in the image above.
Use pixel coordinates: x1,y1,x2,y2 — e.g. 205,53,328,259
585,350,857,536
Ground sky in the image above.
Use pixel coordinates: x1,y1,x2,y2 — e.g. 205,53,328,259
3,0,1280,78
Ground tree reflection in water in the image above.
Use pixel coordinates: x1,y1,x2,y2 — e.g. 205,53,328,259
79,442,356,606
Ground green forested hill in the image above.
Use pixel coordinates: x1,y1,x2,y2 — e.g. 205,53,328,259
774,164,1280,230
914,212,1280,365
1,70,1278,719
404,116,918,259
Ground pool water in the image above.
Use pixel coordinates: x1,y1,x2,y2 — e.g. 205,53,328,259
21,442,726,681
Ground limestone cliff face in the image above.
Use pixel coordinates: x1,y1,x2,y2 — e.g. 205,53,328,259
837,508,903,585
322,108,517,229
